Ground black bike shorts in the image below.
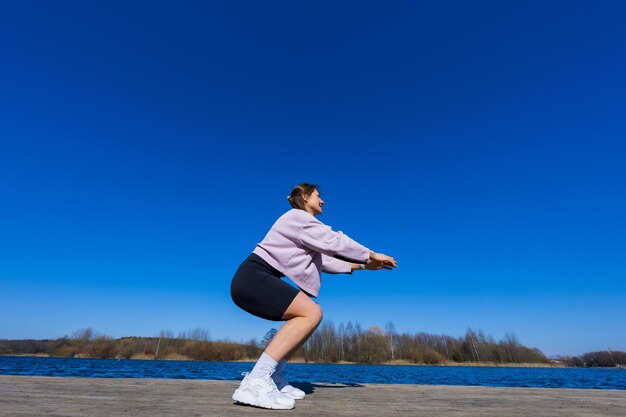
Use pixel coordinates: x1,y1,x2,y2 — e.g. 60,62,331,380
230,253,300,321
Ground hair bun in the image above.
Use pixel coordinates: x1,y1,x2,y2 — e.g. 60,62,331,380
287,183,318,210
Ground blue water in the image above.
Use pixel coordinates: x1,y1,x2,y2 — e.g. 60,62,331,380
1,356,624,390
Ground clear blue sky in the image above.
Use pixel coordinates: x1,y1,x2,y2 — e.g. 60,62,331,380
1,1,624,357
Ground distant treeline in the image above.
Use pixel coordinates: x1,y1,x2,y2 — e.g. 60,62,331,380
1,324,623,367
300,322,548,364
0,328,258,362
558,351,626,368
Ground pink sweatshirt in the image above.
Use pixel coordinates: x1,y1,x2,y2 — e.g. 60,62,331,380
252,208,370,297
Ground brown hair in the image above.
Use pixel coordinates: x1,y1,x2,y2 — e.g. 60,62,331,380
287,183,318,211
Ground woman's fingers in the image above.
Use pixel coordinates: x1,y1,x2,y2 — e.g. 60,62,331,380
383,257,397,268
369,252,398,269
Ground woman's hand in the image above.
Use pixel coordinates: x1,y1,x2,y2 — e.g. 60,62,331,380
367,252,398,270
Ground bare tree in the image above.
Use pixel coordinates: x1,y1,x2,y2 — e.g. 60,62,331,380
385,321,397,360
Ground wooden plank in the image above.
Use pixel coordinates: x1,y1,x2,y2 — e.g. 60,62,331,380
0,375,624,416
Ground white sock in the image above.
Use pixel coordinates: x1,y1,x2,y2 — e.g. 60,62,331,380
275,359,287,375
249,352,278,379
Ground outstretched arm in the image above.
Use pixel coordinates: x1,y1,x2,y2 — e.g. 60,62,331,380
297,214,370,264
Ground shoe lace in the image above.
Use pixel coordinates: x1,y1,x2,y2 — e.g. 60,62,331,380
264,372,279,390
245,371,279,390
250,372,282,396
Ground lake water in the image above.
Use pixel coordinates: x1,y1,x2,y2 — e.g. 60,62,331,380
1,356,624,390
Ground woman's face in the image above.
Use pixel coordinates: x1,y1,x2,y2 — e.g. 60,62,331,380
303,189,324,216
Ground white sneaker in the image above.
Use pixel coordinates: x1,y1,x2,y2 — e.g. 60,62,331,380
272,370,306,400
232,372,295,409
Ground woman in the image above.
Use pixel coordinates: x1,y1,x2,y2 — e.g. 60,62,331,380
230,183,397,409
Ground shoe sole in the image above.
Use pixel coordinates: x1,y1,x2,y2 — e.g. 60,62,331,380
232,388,295,410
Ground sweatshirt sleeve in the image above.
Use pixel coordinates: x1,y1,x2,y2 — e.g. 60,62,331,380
296,212,370,264
321,253,353,274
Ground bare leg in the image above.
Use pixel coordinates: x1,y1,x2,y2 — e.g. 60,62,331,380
264,292,322,362
284,324,318,360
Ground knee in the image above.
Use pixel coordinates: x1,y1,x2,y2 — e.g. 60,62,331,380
308,304,323,326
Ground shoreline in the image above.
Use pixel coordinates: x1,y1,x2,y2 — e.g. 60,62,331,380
0,354,573,368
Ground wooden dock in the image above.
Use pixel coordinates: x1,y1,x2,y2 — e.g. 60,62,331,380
1,375,624,416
